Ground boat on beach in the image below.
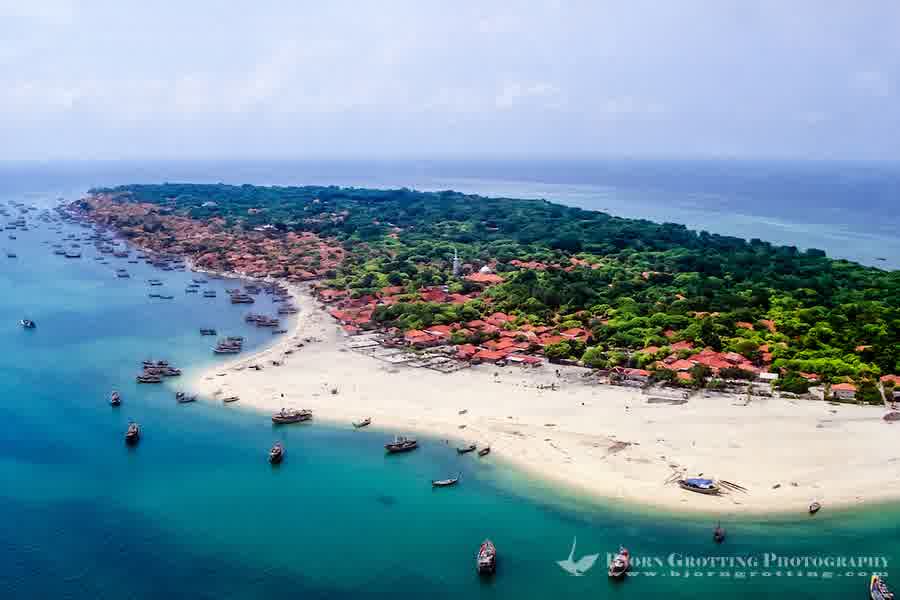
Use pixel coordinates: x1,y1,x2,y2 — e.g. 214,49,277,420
271,408,313,424
352,417,372,428
457,443,477,454
476,540,497,575
109,391,121,406
268,442,284,464
809,500,822,515
432,473,461,487
871,575,894,600
385,436,418,453
608,547,630,578
678,478,721,495
223,396,240,403
125,422,141,445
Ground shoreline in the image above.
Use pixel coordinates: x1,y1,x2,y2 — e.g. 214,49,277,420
187,283,900,517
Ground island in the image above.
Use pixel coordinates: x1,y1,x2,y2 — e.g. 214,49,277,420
67,183,900,513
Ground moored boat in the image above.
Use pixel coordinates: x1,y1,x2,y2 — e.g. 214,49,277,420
385,436,418,453
19,318,36,329
125,422,141,445
136,374,162,384
268,442,284,464
478,446,491,457
352,417,372,428
476,539,497,575
199,328,217,336
432,473,461,487
109,391,121,406
271,408,313,424
457,443,477,454
871,575,894,600
175,391,196,403
713,523,726,543
678,478,720,495
608,547,630,578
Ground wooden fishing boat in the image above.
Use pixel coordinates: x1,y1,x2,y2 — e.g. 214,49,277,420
809,501,821,515
478,446,491,457
476,539,497,575
713,523,726,543
271,408,313,424
109,391,121,407
352,417,372,429
385,436,418,453
432,473,461,487
677,478,720,495
871,574,894,600
223,396,240,403
125,422,141,445
457,443,477,454
268,442,284,464
608,547,630,578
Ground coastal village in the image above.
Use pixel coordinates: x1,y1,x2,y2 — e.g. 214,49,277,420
67,192,900,407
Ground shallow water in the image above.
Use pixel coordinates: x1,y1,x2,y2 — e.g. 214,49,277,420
1,166,898,599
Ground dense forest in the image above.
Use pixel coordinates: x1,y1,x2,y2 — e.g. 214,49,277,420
92,183,900,389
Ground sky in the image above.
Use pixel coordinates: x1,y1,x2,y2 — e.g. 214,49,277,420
1,0,899,161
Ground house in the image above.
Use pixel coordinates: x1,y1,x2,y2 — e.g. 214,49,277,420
831,382,857,401
404,330,440,348
615,367,651,383
465,272,504,285
473,349,508,363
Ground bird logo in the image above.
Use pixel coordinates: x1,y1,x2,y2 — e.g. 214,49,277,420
557,537,599,576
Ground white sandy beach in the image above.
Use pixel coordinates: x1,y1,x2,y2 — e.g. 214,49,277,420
189,284,900,515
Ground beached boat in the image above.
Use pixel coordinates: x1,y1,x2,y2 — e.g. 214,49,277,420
608,547,630,578
678,478,720,495
223,396,240,404
457,443,477,454
125,422,141,445
385,436,418,453
109,391,121,406
352,417,372,428
478,446,491,457
713,523,726,543
871,575,894,600
476,540,497,575
809,501,821,515
432,473,461,487
268,442,284,464
271,408,313,424
19,319,36,329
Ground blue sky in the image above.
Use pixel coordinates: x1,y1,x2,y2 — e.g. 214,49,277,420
2,1,898,160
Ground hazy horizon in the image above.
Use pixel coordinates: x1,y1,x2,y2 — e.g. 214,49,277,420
3,1,900,162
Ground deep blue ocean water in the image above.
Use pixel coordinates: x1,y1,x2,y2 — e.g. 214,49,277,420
1,161,899,599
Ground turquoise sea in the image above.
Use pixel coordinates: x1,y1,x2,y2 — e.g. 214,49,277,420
2,162,899,599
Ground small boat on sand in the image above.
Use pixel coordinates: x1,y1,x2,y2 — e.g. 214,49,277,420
385,436,418,453
223,396,240,404
476,540,497,575
809,500,822,515
125,422,141,445
109,391,121,407
608,547,630,578
352,417,372,429
478,446,491,457
457,443,477,454
713,523,726,543
432,473,461,487
269,442,284,464
19,319,36,329
271,408,312,424
871,574,894,600
678,478,720,495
